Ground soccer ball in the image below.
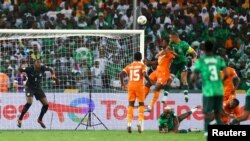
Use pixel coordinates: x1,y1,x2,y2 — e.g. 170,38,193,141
137,15,147,25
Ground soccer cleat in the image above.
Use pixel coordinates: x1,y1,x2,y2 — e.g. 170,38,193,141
144,106,151,112
37,119,46,128
17,120,22,128
127,126,132,133
137,124,142,133
161,96,168,104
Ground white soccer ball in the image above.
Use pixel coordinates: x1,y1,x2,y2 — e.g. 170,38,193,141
137,15,147,25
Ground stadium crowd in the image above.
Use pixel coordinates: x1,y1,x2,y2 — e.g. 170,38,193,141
0,0,249,92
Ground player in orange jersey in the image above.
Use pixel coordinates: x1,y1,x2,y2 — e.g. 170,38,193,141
120,52,151,133
143,45,176,112
221,66,240,105
221,98,241,124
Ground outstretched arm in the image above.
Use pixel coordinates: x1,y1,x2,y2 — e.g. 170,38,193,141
172,117,180,133
119,71,127,90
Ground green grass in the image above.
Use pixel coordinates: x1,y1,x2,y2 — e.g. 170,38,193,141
0,130,205,141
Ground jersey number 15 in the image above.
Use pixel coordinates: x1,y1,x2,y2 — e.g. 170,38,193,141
130,69,140,81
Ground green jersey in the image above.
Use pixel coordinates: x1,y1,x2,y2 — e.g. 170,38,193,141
158,111,176,129
247,89,250,96
194,56,226,97
169,41,190,64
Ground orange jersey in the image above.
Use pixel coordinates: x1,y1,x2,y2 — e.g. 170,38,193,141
123,61,147,87
156,51,175,72
221,102,241,124
221,67,238,99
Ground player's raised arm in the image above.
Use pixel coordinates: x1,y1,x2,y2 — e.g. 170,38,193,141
41,65,57,82
119,70,127,90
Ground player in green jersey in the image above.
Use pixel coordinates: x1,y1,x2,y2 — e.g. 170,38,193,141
162,31,197,103
191,40,228,139
231,88,250,125
158,106,200,133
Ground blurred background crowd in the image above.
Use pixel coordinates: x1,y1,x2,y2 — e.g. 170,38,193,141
0,0,249,93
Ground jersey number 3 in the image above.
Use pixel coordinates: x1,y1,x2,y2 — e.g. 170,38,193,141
130,69,140,81
209,65,218,81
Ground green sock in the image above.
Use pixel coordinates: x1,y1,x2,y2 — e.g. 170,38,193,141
183,85,188,95
164,85,169,96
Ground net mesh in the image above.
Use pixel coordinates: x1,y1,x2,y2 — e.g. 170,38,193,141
0,30,144,130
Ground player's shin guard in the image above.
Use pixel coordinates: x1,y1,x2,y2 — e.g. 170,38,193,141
149,91,160,108
138,106,144,124
127,106,133,127
38,105,48,121
19,103,32,120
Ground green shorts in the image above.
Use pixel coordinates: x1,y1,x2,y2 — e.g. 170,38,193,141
170,62,188,75
202,96,223,114
244,96,250,111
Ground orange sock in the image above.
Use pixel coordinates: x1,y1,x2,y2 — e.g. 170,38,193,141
149,91,160,108
144,86,150,99
138,106,144,123
127,106,133,126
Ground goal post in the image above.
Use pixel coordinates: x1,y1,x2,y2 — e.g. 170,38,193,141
0,29,145,130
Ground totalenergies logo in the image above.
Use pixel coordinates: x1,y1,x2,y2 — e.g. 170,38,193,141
0,97,95,123
49,97,95,123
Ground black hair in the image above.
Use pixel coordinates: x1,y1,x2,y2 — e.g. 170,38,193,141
134,52,142,61
232,98,240,107
204,40,214,53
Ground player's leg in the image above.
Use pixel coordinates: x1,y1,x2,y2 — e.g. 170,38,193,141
213,96,223,125
136,87,145,133
203,96,214,140
18,89,34,128
177,106,200,122
145,83,162,112
180,69,189,102
37,97,49,128
127,87,135,133
161,76,173,103
18,96,33,128
36,89,48,128
231,96,250,124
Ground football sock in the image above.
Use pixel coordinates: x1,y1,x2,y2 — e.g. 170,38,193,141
204,117,211,133
149,91,160,108
183,85,189,95
38,105,48,121
19,103,32,120
164,85,169,96
127,106,133,125
138,106,144,123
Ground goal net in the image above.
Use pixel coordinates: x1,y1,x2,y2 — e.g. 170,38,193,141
0,29,145,130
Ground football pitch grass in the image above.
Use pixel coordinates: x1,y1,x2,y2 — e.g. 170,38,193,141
0,130,205,141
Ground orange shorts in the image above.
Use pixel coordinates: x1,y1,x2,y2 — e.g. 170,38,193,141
149,70,170,85
127,84,144,102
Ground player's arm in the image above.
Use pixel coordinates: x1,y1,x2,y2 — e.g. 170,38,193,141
187,46,197,63
143,71,152,86
172,116,180,133
144,59,157,65
232,75,240,94
42,66,57,81
119,70,127,90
